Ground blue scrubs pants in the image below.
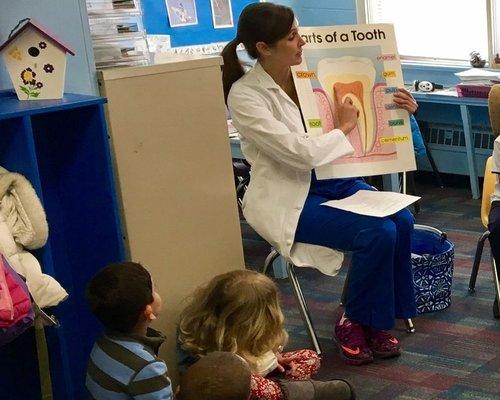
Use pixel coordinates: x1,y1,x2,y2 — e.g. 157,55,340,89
294,176,417,330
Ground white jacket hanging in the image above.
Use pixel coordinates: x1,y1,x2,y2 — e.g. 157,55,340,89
0,167,68,308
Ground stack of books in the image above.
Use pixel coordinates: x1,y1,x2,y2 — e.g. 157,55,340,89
454,68,500,98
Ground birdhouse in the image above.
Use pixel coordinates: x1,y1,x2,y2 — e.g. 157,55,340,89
0,19,75,100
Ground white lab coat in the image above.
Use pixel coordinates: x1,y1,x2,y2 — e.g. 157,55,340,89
228,63,355,275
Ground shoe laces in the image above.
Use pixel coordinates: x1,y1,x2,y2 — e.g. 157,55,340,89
370,329,395,342
336,319,368,348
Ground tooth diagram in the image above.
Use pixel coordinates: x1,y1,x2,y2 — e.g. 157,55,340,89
313,87,336,132
317,57,376,155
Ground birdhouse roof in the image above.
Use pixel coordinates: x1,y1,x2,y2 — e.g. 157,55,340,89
0,18,75,56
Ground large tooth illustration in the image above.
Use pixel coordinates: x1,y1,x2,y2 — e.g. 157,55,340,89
317,57,376,154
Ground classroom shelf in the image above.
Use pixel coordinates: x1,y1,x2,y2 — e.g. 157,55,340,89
0,90,125,399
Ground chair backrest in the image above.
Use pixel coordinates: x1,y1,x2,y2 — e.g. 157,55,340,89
483,85,500,227
489,84,500,138
482,156,496,227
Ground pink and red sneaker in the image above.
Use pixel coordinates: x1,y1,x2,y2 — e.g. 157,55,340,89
334,317,373,365
364,328,401,359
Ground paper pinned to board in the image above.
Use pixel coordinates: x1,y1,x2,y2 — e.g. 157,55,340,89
321,190,420,218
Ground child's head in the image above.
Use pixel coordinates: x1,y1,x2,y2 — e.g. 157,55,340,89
86,262,162,333
179,351,251,400
179,270,287,365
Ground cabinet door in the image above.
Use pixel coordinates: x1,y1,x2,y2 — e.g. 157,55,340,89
100,58,244,382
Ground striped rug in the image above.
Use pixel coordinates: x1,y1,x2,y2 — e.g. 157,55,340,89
241,178,500,400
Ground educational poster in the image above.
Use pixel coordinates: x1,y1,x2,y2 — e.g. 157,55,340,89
165,0,198,27
292,24,416,179
210,0,234,29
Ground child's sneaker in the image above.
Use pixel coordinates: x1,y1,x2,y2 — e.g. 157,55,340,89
365,328,401,358
334,317,373,365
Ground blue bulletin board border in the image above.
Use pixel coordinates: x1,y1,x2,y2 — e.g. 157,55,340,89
142,0,257,47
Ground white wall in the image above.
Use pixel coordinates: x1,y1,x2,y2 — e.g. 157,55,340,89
0,0,98,95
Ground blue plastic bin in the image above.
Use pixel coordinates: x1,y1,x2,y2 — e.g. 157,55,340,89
411,224,454,314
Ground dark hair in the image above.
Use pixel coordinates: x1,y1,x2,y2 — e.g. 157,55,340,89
221,2,295,102
180,352,251,400
85,262,154,333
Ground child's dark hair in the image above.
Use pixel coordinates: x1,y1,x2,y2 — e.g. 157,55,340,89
221,2,294,101
85,262,154,333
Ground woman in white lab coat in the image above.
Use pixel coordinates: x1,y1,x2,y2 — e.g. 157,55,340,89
222,2,418,366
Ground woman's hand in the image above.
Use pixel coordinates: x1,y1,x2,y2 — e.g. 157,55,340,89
393,88,418,114
335,94,359,135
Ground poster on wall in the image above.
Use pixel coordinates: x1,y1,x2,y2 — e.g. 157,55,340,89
165,0,198,27
210,0,234,29
293,24,416,179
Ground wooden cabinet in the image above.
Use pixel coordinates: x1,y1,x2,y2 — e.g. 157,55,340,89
98,55,245,381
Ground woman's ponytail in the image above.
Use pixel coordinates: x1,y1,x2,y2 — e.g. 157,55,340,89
221,37,244,103
221,3,295,103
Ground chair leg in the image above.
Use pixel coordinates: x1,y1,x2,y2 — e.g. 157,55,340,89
469,231,489,293
404,319,415,333
235,176,250,210
286,263,322,355
423,134,444,188
340,273,350,306
263,248,280,276
492,258,500,319
406,171,421,214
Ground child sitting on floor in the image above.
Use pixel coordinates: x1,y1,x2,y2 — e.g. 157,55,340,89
85,262,174,399
177,269,355,400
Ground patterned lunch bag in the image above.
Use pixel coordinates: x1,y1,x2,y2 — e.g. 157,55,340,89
411,224,454,314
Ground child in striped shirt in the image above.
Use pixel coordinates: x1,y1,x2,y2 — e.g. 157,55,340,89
85,262,173,400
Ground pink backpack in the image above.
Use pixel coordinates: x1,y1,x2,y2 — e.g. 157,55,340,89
0,254,54,398
0,256,14,322
0,255,34,346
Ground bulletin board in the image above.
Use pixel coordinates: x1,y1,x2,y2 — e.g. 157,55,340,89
142,0,256,47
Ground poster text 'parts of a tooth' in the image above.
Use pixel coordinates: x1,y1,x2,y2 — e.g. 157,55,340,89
292,24,416,179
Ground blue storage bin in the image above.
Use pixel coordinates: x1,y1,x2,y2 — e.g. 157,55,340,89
411,224,454,314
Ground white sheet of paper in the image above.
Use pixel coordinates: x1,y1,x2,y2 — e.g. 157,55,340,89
321,190,420,218
455,68,500,80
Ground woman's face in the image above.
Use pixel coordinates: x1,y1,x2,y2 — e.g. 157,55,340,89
267,22,306,66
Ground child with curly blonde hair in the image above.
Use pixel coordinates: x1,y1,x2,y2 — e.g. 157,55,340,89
177,270,355,400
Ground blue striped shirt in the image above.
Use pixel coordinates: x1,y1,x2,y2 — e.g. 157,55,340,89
86,328,173,400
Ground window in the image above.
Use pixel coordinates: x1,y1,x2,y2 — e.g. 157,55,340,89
357,0,499,65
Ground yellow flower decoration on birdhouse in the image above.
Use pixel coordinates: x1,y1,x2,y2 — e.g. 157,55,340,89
8,47,22,61
21,68,36,85
19,67,41,99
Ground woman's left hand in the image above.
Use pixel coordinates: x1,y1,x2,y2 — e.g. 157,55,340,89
393,88,418,114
